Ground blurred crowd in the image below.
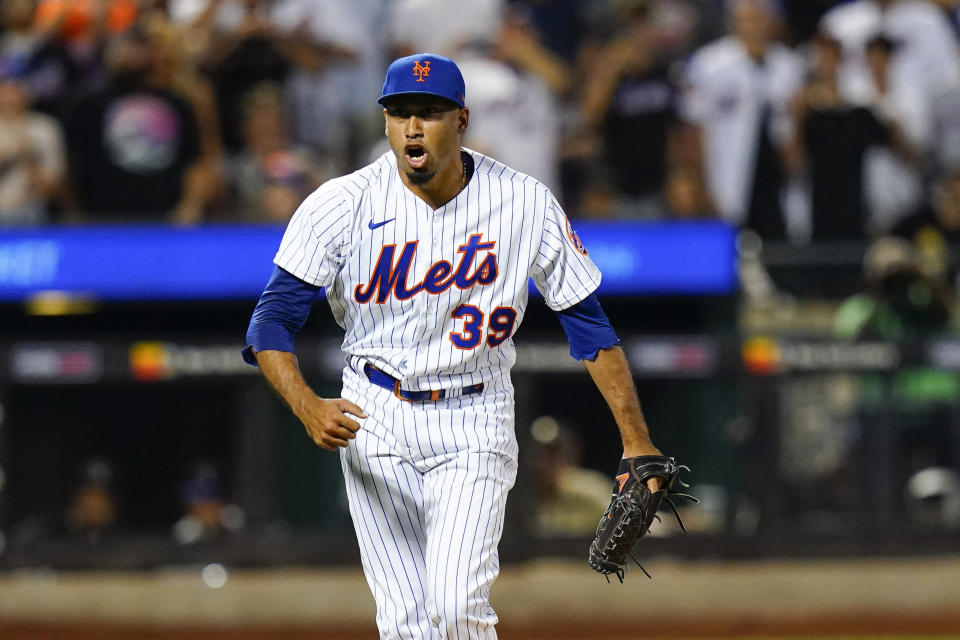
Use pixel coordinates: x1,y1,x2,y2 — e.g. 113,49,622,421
2,0,960,249
7,0,960,545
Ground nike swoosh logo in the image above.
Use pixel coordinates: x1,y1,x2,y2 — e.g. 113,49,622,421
368,218,396,230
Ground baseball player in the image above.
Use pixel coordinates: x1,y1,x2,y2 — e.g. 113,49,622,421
243,53,666,639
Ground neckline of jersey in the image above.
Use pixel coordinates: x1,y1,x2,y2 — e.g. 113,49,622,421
399,148,476,214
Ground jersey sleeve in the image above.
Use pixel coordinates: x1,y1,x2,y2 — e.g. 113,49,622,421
274,180,352,288
529,193,602,311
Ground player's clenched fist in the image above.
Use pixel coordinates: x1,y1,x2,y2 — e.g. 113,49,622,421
295,396,367,450
249,350,367,450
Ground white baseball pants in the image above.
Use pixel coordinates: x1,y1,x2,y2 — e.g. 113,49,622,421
339,365,519,640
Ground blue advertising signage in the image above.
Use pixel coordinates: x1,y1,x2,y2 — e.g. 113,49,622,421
0,221,737,302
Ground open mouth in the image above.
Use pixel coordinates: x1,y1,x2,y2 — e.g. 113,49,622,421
405,145,428,169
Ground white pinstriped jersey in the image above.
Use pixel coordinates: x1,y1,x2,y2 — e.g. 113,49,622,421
275,148,601,391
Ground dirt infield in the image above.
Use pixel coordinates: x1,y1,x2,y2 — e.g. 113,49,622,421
1,557,959,639
3,617,960,640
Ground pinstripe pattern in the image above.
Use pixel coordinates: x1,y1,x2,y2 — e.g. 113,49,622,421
341,365,517,639
274,149,601,391
275,148,599,639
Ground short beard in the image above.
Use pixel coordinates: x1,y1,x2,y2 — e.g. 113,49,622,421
405,169,435,185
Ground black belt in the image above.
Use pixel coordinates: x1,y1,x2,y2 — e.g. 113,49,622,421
363,363,484,402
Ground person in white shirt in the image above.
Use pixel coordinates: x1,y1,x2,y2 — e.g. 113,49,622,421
820,0,960,101
820,0,960,167
861,34,930,234
679,0,804,239
0,70,65,225
387,0,503,59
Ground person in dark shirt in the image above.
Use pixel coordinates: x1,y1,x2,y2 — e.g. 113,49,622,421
65,27,204,222
0,0,80,121
194,0,337,154
790,33,888,240
580,1,678,203
505,0,588,62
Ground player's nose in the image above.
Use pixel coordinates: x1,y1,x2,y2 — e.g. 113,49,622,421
403,115,424,137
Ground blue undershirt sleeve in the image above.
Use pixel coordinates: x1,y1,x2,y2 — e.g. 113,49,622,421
241,266,321,366
555,291,621,361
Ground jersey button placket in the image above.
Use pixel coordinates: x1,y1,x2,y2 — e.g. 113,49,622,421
406,205,434,380
432,216,443,249
420,209,447,377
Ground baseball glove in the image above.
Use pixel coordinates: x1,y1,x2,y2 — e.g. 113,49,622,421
588,455,696,582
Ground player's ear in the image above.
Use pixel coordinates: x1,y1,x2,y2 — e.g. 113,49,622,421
383,108,389,136
457,107,469,134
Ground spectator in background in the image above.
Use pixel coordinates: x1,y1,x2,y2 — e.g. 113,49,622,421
387,0,504,59
787,32,890,240
33,0,140,83
528,416,612,537
0,64,66,226
64,27,206,223
505,0,592,62
678,0,804,240
578,0,720,63
937,0,960,31
573,165,648,219
142,8,225,219
226,82,323,222
267,0,384,178
34,0,139,42
493,6,570,95
172,459,244,545
179,0,347,154
63,457,118,542
0,0,79,120
662,163,714,219
820,0,960,102
928,0,960,24
819,0,960,166
647,0,722,59
455,10,569,193
580,0,679,213
861,34,929,235
573,161,713,220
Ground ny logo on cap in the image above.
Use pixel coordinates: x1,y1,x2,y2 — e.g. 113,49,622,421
412,60,431,82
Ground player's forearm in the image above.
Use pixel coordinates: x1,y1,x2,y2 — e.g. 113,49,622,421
252,349,320,418
583,346,660,457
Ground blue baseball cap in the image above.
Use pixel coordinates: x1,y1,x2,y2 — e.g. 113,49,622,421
378,53,466,108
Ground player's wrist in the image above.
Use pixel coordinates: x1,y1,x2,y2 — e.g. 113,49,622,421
288,388,323,418
622,441,661,458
